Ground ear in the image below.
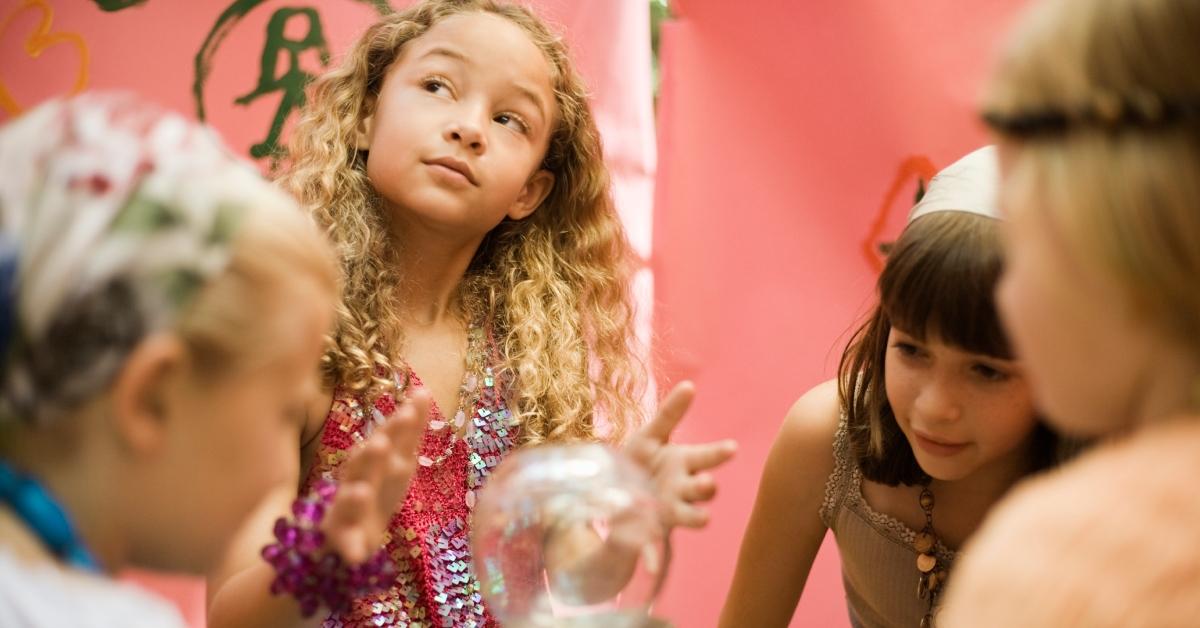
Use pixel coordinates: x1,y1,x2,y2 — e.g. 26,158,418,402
507,169,555,221
354,96,378,151
108,333,187,455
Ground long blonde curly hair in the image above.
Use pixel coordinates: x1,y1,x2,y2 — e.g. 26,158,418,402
278,0,645,445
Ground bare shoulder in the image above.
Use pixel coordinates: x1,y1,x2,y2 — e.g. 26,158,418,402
717,379,844,626
755,378,843,511
774,378,842,476
941,420,1200,627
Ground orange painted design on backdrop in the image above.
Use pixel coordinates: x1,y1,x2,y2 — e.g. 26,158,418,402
862,155,938,272
0,0,91,115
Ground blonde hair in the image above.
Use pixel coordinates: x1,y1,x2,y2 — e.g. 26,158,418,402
279,0,644,444
983,0,1200,359
178,192,338,379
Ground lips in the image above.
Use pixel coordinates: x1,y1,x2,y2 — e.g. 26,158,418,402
912,430,969,457
424,156,477,185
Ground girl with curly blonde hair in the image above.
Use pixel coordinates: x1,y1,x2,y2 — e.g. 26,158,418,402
209,2,735,626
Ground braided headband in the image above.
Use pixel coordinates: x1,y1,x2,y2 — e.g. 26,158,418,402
983,90,1200,137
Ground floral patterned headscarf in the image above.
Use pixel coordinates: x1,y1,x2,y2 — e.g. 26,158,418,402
0,92,287,424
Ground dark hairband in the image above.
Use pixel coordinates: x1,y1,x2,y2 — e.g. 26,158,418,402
982,91,1200,137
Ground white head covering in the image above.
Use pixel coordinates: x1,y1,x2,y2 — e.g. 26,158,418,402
908,145,1000,222
0,91,290,424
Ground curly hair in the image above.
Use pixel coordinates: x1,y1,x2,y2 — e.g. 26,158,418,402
278,0,645,445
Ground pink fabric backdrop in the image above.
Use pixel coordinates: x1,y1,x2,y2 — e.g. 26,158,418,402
1,0,1033,625
650,1,1029,626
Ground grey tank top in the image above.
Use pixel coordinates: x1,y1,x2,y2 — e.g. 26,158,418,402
818,415,957,628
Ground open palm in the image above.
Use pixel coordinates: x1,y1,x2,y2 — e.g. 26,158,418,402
624,382,737,529
320,391,430,563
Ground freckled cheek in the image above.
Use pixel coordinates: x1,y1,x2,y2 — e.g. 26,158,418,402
883,362,916,430
983,398,1037,449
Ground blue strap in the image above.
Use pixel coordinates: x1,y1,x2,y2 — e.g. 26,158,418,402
0,460,100,572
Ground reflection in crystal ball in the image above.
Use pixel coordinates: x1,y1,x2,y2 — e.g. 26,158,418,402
472,444,670,627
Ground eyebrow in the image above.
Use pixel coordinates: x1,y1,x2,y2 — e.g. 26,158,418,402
418,46,550,123
510,82,549,123
420,46,470,65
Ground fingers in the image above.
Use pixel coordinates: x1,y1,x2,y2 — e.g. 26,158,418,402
648,439,736,532
637,381,696,443
340,432,391,484
383,390,430,458
678,472,718,503
328,438,387,525
322,482,373,563
311,393,433,567
657,470,718,529
376,391,427,507
377,445,416,513
668,501,710,529
323,421,397,562
680,440,737,473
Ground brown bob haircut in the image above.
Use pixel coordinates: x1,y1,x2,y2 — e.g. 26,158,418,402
837,211,1060,486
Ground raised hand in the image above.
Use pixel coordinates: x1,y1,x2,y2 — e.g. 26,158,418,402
624,382,737,529
320,391,430,563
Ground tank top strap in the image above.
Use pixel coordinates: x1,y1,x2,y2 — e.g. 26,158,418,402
819,410,854,527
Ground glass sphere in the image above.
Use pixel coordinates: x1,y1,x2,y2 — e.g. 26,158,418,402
472,443,670,628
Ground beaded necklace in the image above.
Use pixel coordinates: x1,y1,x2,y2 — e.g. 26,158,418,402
412,324,488,469
915,481,948,628
402,323,517,511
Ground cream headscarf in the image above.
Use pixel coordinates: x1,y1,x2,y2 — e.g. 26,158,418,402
908,145,1000,222
0,92,292,424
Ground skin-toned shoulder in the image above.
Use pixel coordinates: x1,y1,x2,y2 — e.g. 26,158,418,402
719,379,842,627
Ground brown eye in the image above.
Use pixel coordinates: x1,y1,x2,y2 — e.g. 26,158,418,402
422,77,451,96
972,363,1009,382
494,113,528,133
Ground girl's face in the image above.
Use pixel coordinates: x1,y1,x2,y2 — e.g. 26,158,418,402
359,11,558,239
884,327,1038,482
143,282,332,572
996,173,1158,437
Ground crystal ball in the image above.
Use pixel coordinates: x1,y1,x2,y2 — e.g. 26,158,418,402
472,443,670,627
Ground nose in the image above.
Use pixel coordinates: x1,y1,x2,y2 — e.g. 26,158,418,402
444,105,487,154
912,374,963,425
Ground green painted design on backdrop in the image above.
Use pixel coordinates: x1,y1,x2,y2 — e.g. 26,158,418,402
92,0,148,12
235,7,328,159
192,0,391,160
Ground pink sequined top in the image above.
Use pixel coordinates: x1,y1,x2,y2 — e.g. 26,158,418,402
306,364,520,628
